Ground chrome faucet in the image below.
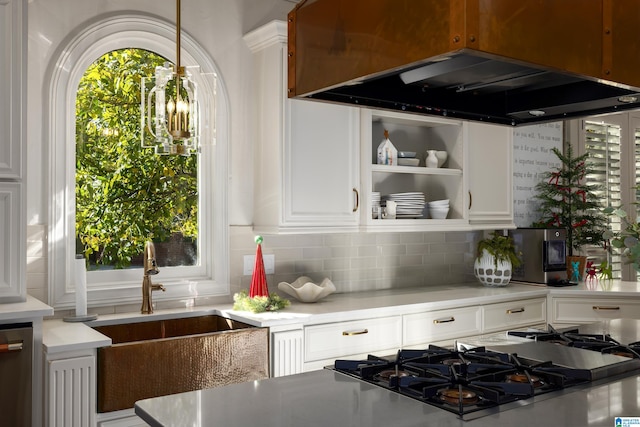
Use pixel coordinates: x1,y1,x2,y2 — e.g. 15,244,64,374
141,241,165,314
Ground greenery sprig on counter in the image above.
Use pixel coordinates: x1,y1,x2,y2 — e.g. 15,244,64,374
232,290,290,313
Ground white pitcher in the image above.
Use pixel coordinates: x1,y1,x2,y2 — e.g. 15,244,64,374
426,150,438,168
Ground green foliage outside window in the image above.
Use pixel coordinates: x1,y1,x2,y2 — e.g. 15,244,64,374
75,48,198,269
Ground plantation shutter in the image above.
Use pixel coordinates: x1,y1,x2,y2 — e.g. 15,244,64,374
584,120,622,279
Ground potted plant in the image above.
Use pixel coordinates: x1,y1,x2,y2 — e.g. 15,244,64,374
604,204,640,273
532,144,608,281
473,231,521,287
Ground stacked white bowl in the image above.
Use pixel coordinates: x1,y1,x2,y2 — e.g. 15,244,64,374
427,199,449,219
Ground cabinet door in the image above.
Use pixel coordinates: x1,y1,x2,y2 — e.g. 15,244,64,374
467,122,514,227
0,182,24,302
0,0,24,179
284,99,360,229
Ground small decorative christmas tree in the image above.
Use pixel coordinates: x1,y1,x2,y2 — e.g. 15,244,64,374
532,144,608,256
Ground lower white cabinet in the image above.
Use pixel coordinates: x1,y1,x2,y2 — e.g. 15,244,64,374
549,295,640,325
483,298,547,333
403,306,482,347
304,316,402,371
46,352,95,427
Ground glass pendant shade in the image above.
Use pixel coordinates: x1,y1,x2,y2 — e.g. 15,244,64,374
141,0,200,156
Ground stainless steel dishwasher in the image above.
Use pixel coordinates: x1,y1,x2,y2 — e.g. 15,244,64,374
0,322,32,426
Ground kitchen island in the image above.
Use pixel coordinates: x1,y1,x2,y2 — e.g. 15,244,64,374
135,367,639,427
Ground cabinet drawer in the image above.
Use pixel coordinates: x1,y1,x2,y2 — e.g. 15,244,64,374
403,306,481,346
305,316,402,362
551,297,640,324
483,298,546,333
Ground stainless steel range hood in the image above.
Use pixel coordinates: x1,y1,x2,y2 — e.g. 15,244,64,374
287,0,640,126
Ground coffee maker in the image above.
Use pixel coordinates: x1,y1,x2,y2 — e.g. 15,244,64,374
508,228,568,284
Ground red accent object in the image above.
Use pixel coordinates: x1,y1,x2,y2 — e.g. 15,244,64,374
549,171,561,185
249,243,269,298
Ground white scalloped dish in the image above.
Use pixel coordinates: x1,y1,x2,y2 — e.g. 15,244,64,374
277,276,336,303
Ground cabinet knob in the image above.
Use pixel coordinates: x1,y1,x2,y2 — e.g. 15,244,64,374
592,306,620,311
506,307,525,314
433,317,455,324
468,191,472,210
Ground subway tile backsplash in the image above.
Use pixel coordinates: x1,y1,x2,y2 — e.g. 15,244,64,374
27,224,481,315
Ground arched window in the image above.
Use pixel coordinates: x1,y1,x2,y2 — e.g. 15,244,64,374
48,15,229,309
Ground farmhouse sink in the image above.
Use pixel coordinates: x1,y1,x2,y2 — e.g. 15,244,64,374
92,315,269,412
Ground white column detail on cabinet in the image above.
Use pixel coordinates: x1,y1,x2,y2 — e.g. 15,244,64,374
0,0,26,303
245,20,361,234
47,355,96,427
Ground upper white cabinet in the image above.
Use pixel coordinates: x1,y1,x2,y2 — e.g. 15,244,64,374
359,109,514,231
246,21,360,234
0,0,25,179
467,122,514,228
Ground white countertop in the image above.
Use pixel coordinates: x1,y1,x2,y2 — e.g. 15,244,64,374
0,295,53,322
41,280,640,353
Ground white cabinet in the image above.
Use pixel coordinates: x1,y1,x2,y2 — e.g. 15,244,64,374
359,109,514,231
403,306,481,347
46,352,96,427
360,109,467,231
482,298,546,333
0,182,25,302
549,295,640,325
0,0,26,303
303,316,402,371
271,328,304,377
467,122,514,228
0,0,24,179
246,21,361,234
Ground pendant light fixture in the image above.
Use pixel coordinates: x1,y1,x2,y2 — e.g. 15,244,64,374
141,0,200,155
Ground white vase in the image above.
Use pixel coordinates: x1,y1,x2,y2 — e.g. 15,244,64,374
473,249,512,287
426,150,438,168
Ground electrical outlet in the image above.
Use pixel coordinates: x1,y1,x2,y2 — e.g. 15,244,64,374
243,254,275,275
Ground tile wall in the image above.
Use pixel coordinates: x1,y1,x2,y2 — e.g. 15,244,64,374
26,225,482,317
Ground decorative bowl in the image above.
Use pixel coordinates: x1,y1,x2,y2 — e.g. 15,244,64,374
398,158,420,167
398,151,416,158
277,276,336,303
429,206,449,219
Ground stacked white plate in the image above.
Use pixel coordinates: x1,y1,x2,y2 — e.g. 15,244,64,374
428,199,449,219
371,192,381,218
382,192,425,218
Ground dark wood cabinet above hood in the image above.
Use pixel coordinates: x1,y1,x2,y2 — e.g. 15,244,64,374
287,0,640,126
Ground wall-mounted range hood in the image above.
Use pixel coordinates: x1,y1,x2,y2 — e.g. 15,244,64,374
287,0,640,126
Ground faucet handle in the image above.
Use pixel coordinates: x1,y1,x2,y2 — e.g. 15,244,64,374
152,283,166,292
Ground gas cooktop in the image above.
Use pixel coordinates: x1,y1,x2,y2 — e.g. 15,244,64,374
332,324,640,420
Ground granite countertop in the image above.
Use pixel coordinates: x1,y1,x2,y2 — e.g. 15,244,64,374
135,367,639,427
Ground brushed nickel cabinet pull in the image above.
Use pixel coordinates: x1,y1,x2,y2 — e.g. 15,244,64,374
342,329,368,336
353,188,359,212
0,342,23,353
592,306,620,311
506,308,525,314
433,317,455,324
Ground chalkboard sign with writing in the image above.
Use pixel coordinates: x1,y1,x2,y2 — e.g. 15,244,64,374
513,122,563,227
